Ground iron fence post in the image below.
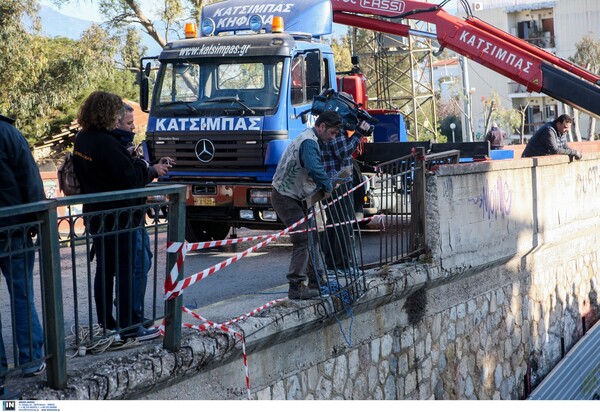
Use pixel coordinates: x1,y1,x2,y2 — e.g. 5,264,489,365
163,186,187,351
412,147,427,251
38,200,67,389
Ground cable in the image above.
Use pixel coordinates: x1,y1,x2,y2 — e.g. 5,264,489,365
65,324,140,358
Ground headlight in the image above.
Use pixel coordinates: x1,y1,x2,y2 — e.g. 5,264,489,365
261,210,278,222
240,210,255,220
249,15,263,32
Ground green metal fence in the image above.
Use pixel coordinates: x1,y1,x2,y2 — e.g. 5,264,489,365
0,184,186,389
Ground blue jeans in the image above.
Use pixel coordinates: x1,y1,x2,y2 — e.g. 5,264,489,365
0,234,44,378
132,228,152,320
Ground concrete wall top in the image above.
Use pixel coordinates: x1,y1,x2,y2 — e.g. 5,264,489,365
427,152,600,272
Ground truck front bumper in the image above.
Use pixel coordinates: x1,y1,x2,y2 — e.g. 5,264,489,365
184,182,282,229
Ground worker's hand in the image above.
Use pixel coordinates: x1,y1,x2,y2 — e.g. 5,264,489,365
159,157,175,166
573,151,582,161
153,163,170,176
356,120,373,137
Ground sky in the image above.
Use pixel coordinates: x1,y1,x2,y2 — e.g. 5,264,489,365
41,0,463,23
40,0,157,22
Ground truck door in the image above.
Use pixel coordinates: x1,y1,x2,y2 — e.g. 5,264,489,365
288,49,330,139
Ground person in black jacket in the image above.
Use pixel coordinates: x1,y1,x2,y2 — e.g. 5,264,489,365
73,91,168,341
0,115,47,397
522,114,582,160
113,103,173,327
485,122,506,150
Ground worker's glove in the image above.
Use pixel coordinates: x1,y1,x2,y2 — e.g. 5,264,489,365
571,151,582,161
356,120,373,137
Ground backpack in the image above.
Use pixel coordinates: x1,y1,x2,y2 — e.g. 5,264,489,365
58,152,81,196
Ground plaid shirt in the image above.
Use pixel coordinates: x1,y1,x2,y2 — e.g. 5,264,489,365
321,131,362,177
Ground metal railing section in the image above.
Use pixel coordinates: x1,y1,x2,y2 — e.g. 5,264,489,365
305,180,369,317
0,184,186,390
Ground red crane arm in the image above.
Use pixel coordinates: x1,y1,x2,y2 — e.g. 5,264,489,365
331,0,600,115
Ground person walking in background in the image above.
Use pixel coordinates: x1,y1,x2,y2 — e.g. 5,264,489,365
271,111,341,300
0,114,47,398
522,114,582,160
485,121,506,150
73,91,169,341
114,103,173,325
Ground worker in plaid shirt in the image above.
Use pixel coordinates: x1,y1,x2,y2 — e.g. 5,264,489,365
320,117,372,272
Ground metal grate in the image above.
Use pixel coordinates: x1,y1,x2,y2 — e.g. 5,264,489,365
529,319,600,400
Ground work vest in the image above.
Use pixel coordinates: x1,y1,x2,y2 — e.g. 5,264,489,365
272,128,319,201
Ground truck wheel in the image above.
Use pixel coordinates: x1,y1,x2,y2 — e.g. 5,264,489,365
185,221,230,243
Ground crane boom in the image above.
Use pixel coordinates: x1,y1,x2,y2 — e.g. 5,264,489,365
331,0,600,117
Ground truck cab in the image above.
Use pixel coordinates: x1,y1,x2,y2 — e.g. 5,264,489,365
141,0,337,241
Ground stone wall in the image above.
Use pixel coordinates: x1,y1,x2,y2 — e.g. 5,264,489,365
249,249,599,400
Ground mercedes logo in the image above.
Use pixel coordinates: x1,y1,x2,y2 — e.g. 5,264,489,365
195,139,215,163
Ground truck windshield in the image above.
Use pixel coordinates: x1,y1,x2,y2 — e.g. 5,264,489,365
152,57,284,116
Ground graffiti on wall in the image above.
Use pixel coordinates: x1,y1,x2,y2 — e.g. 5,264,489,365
468,176,512,220
576,166,600,197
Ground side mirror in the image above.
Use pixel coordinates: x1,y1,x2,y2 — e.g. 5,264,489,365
144,62,152,77
301,113,309,124
140,77,149,112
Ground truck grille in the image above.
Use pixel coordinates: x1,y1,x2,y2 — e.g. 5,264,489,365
147,131,286,172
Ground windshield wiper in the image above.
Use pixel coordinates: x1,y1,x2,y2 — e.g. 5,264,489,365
204,96,256,115
158,100,200,114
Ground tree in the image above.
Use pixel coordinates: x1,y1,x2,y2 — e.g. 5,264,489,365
55,0,216,48
0,1,139,145
570,33,600,140
0,0,43,125
437,97,462,143
328,34,352,74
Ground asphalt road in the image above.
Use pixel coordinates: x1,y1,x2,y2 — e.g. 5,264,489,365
177,225,384,310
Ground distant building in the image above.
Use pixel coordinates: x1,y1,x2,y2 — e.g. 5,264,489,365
432,57,460,102
466,0,600,139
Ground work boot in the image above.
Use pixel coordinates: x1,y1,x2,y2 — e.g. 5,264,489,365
307,271,326,290
288,282,320,300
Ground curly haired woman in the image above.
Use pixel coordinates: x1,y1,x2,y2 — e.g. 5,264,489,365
73,91,161,341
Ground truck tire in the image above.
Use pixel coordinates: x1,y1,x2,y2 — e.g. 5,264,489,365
185,221,230,243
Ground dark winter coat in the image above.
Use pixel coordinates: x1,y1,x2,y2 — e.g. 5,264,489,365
522,121,578,157
0,118,45,227
73,128,149,231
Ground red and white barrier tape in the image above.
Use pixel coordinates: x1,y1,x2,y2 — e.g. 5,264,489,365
170,233,280,253
288,213,384,234
164,175,375,299
180,298,285,400
164,214,312,299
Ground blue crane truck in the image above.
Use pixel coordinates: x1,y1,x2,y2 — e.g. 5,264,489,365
140,0,406,242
